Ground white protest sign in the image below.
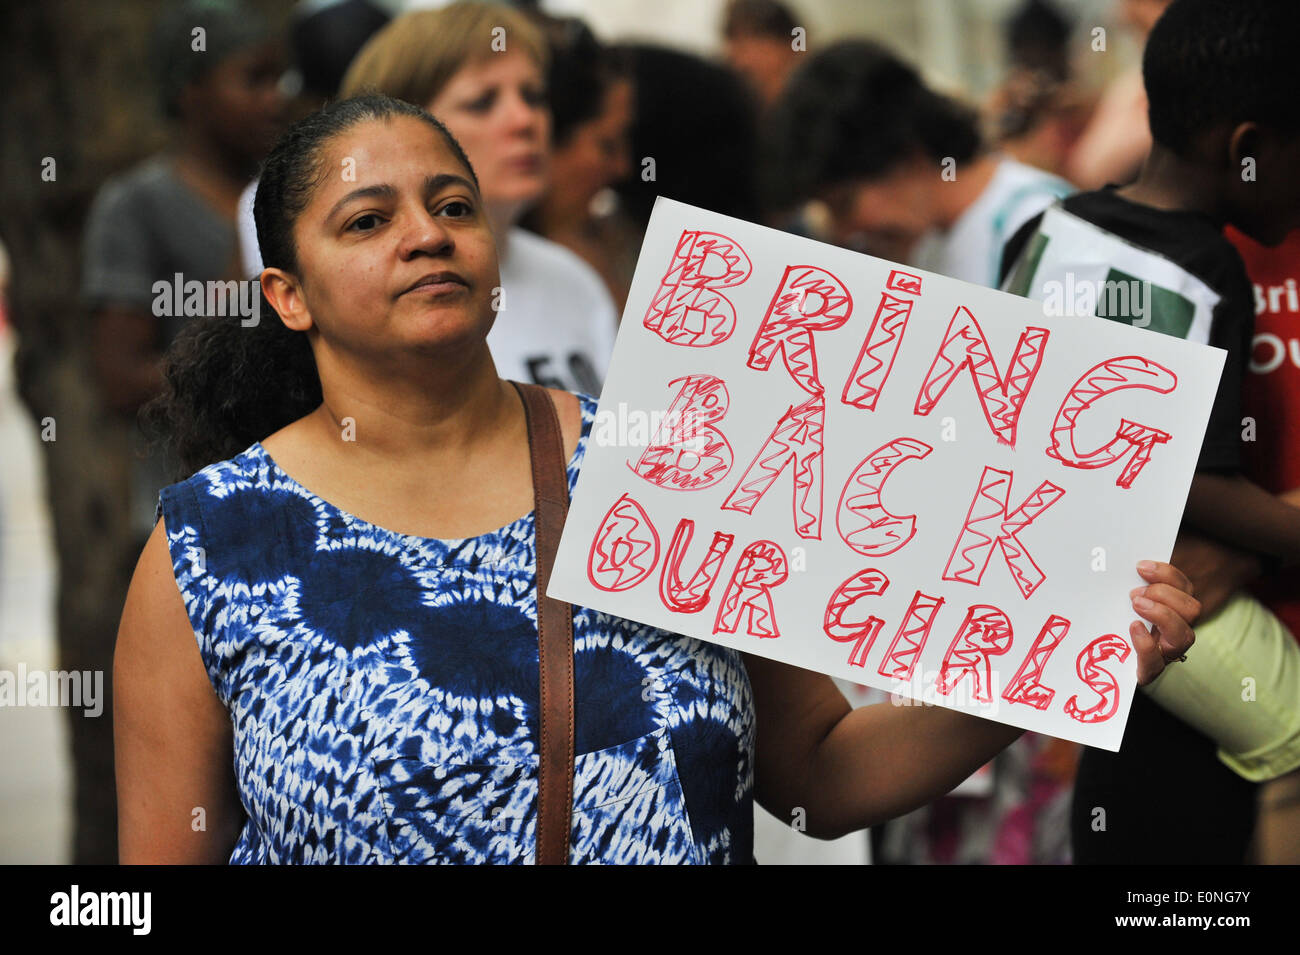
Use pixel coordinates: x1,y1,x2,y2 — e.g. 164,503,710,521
547,197,1226,750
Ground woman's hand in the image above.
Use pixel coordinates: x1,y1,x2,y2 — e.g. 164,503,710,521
1129,560,1200,686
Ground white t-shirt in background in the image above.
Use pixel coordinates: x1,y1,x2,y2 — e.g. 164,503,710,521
490,226,618,396
911,157,1074,289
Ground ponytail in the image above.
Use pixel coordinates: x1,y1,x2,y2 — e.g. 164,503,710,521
140,306,320,480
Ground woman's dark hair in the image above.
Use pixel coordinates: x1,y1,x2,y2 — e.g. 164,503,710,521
1007,0,1072,80
761,39,982,214
291,0,392,100
141,94,480,480
532,15,632,150
611,43,761,228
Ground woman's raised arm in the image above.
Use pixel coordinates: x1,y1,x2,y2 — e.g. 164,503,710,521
113,518,244,863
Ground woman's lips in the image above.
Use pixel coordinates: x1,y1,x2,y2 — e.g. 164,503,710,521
506,155,543,173
404,280,467,297
399,271,469,298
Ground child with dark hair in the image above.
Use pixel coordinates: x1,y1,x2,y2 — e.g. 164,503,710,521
114,94,1198,864
765,39,1073,285
1000,0,1300,864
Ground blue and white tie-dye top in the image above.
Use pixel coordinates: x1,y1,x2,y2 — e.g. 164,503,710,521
156,392,756,864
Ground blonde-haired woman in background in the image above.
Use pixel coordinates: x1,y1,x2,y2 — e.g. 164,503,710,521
337,1,618,397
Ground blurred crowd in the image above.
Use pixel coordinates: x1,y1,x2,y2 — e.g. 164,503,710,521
3,0,1298,865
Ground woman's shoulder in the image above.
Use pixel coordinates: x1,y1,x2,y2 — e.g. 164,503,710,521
154,443,270,535
164,442,263,491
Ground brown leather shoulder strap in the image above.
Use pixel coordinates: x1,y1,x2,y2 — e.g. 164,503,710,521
510,380,575,865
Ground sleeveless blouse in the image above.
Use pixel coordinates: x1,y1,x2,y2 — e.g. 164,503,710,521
156,393,756,864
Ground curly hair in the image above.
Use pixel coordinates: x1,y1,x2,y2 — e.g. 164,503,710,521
140,94,479,480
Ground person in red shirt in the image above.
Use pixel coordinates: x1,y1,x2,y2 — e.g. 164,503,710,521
1226,225,1300,863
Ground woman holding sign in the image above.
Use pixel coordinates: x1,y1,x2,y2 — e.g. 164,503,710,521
113,95,1198,864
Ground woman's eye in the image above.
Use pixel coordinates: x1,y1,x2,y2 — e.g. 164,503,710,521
523,86,547,107
439,200,473,218
347,213,383,232
466,90,495,112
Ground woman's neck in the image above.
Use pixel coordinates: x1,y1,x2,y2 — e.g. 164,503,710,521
307,338,513,473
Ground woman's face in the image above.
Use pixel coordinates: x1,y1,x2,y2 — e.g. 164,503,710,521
285,115,500,359
425,48,551,208
548,78,634,216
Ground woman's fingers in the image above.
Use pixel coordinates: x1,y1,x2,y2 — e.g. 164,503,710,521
1133,559,1199,654
1130,619,1162,686
1136,559,1195,601
1131,588,1196,656
1130,581,1201,631
1130,619,1165,686
1129,562,1197,688
1106,561,1202,686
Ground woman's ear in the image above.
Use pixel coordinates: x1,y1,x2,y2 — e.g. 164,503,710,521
260,268,312,332
1226,121,1261,172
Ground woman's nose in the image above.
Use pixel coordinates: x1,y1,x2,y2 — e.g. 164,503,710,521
397,205,453,259
505,89,544,135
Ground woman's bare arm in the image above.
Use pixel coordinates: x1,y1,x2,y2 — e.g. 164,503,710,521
746,560,1198,840
114,517,244,863
745,657,1024,839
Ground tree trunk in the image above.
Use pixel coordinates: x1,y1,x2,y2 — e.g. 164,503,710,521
0,0,285,864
